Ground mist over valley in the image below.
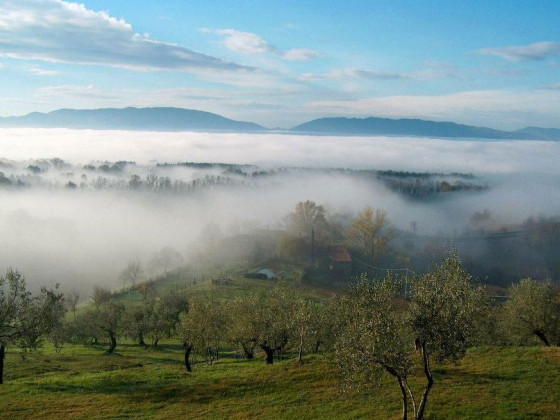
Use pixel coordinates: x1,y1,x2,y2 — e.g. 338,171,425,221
1,128,559,293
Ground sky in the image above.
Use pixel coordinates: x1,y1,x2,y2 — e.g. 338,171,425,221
0,0,559,129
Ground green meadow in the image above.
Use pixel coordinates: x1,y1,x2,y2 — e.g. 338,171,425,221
1,342,558,419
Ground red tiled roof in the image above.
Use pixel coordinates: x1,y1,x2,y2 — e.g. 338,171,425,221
329,245,352,263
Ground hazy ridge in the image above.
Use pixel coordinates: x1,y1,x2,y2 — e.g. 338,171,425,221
1,107,559,140
0,107,265,133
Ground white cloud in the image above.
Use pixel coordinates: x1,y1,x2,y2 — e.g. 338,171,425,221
213,29,275,55
283,48,320,61
339,68,410,80
27,65,60,76
0,0,246,72
299,68,408,82
306,90,560,130
301,64,461,83
478,41,560,62
37,84,115,99
207,28,319,61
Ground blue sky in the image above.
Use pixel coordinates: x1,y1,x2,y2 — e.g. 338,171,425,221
0,0,559,129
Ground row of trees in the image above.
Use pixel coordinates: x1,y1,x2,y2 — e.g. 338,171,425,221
71,292,189,354
178,286,336,371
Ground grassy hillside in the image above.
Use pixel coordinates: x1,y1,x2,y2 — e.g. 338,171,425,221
1,343,558,419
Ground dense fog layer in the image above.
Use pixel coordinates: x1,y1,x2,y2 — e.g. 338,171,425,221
0,128,559,293
1,128,559,173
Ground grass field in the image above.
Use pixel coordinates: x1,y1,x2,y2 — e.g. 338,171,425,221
1,342,558,419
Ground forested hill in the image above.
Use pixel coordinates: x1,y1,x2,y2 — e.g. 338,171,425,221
0,107,265,132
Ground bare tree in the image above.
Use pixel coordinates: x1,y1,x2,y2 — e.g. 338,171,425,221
120,259,144,291
67,291,80,319
145,172,158,191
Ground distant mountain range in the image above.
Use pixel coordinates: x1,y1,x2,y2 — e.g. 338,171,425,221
0,107,559,140
0,107,264,132
292,117,560,140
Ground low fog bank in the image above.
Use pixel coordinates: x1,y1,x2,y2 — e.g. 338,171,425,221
1,128,560,174
0,128,559,293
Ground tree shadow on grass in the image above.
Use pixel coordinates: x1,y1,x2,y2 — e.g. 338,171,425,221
433,368,520,387
36,360,289,408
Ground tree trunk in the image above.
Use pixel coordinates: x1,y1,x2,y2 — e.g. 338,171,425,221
262,346,274,364
397,376,408,420
298,337,304,364
534,329,550,346
242,343,254,359
153,337,159,347
184,344,192,372
0,345,5,385
384,365,408,420
138,332,146,347
313,340,321,354
416,343,434,420
107,332,117,354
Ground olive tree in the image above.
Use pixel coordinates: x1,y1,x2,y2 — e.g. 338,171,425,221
336,274,412,420
225,295,259,359
252,285,296,364
336,254,489,420
177,297,220,372
79,301,126,354
0,269,65,384
292,298,333,363
160,293,190,338
125,303,151,347
407,253,489,420
92,286,112,308
502,278,559,346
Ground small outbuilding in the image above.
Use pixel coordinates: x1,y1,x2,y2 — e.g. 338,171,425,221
328,245,352,278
